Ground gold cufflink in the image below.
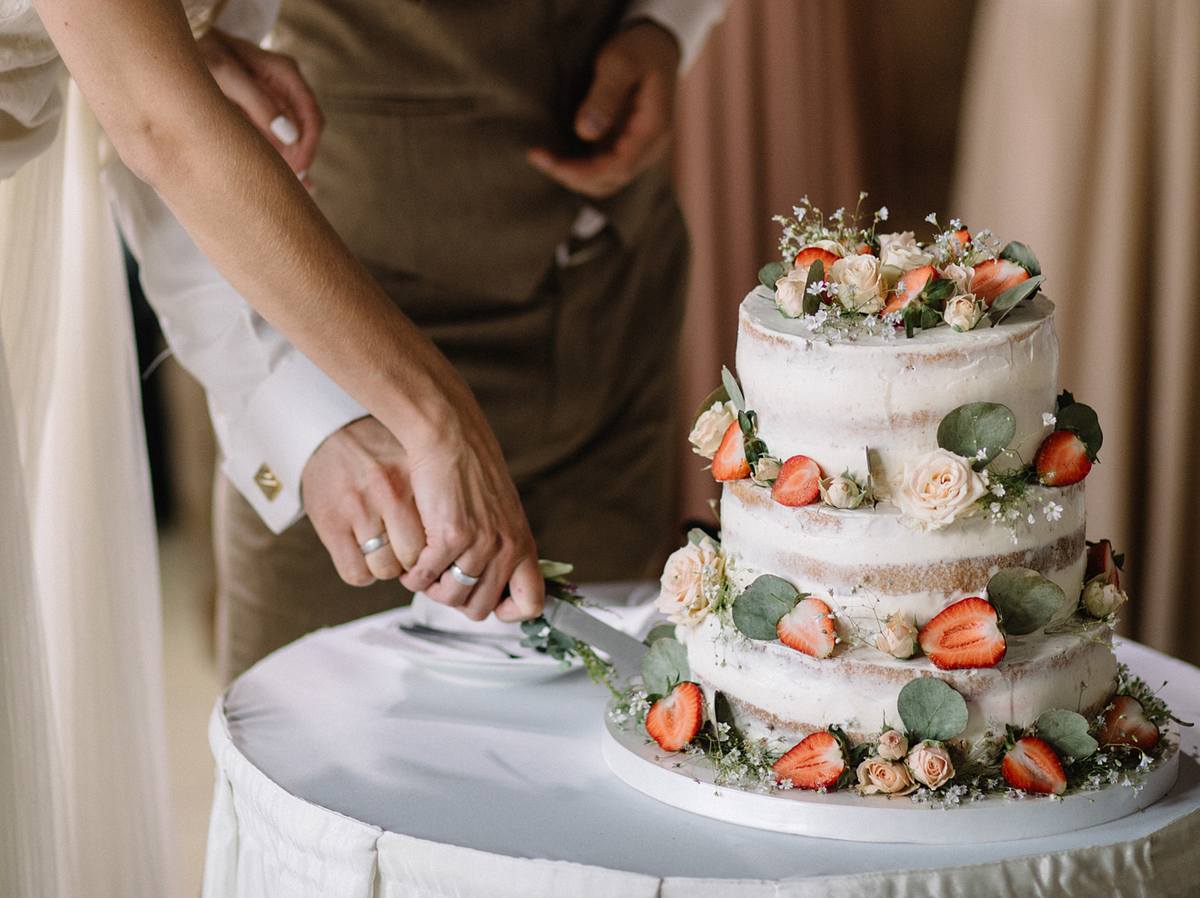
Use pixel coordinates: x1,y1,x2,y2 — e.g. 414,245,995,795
254,463,282,500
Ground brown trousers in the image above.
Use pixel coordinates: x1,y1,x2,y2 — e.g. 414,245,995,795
215,205,689,683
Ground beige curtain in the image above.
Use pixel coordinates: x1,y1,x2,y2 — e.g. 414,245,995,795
952,0,1200,663
671,0,1199,665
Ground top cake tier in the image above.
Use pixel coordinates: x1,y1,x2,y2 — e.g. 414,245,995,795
736,286,1058,483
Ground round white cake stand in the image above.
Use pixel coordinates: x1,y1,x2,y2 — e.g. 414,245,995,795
602,710,1180,845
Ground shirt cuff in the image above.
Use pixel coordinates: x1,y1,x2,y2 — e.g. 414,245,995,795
220,350,367,534
622,0,729,71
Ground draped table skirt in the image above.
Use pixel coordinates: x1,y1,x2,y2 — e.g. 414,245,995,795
203,607,1200,897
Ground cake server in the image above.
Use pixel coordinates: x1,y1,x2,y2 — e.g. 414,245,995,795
542,595,647,678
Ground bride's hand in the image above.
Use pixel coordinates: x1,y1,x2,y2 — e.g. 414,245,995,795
197,27,322,184
397,385,545,623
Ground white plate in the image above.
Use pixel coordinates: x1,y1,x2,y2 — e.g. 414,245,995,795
603,703,1182,844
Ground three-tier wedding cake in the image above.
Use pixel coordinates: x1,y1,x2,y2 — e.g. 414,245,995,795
626,198,1177,802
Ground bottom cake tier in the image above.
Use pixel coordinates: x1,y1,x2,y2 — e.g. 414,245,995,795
681,612,1117,751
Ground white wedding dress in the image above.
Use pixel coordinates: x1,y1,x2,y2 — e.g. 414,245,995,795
0,2,175,895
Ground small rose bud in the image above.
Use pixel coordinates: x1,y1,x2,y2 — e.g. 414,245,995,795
688,401,736,460
877,729,909,761
874,613,918,659
751,455,782,486
775,271,809,318
820,473,866,509
943,293,986,332
906,740,955,790
1082,575,1127,619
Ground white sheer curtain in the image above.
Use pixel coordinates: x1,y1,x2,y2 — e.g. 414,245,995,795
0,80,173,897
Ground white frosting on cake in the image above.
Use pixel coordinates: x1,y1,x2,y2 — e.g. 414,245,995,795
667,282,1118,759
720,479,1086,626
736,287,1060,484
683,613,1116,750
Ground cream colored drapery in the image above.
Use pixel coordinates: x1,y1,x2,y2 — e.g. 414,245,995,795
952,0,1200,662
0,82,174,897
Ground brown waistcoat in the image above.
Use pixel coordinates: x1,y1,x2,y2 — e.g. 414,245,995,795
272,0,672,301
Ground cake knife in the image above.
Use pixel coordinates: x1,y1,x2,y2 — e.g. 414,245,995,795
541,595,648,678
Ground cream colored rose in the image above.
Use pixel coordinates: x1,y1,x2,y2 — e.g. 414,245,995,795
656,537,723,626
906,741,955,790
943,293,986,332
893,449,987,530
874,613,918,659
941,262,975,295
688,401,736,459
877,729,909,761
751,455,782,486
878,231,934,271
774,269,810,318
820,474,866,509
856,757,917,795
829,253,885,314
1082,576,1128,618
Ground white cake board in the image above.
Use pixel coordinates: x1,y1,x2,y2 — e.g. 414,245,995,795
602,709,1180,845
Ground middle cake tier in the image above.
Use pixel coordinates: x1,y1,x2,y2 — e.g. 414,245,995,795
720,479,1086,627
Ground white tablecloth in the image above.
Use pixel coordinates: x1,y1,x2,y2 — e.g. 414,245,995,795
203,606,1200,897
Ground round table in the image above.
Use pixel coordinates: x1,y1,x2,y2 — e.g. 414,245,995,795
202,607,1200,898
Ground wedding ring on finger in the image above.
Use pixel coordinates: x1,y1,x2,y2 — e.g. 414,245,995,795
359,532,390,555
448,562,480,587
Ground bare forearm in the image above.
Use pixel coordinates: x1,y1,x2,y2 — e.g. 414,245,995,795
34,0,458,448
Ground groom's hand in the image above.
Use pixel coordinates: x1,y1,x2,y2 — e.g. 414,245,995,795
526,21,680,199
302,417,425,587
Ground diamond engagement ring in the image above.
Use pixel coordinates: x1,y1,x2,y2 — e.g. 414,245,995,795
359,533,390,555
448,563,480,587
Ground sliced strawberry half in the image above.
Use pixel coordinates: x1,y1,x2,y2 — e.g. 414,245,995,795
1035,430,1092,486
773,730,845,790
1002,736,1067,795
1097,695,1160,751
882,263,937,315
918,597,1006,670
711,420,750,482
771,455,822,506
1085,539,1122,590
645,682,704,751
949,227,971,251
970,258,1030,306
777,596,837,659
794,245,840,273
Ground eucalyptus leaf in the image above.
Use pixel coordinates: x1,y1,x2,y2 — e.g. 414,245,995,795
641,638,689,696
644,624,678,646
989,274,1045,326
537,559,574,581
896,678,969,742
722,366,746,412
921,278,955,304
686,527,718,547
759,261,787,291
1057,401,1103,460
936,402,1016,469
987,567,1066,635
802,259,825,315
999,240,1042,276
731,575,799,640
1035,709,1099,760
714,691,745,743
692,384,730,428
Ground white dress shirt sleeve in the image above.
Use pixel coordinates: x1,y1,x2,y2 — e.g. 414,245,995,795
623,0,730,71
102,161,366,534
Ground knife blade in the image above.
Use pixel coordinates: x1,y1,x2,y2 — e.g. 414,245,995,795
542,595,648,679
